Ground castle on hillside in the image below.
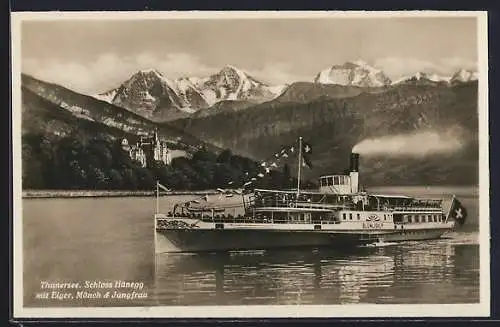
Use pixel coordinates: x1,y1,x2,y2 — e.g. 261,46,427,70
120,130,187,168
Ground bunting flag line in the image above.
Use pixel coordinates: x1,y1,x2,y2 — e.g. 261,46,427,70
219,138,312,192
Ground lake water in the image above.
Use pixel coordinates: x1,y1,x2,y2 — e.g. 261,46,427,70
22,186,481,307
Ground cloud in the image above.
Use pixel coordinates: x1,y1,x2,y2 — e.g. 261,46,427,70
22,52,220,95
374,57,477,80
22,53,305,94
245,63,311,85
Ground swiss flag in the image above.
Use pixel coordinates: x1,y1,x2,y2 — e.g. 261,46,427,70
301,141,313,168
448,197,468,227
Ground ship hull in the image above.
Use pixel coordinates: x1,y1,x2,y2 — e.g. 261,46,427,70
155,228,450,253
155,229,367,253
377,229,449,242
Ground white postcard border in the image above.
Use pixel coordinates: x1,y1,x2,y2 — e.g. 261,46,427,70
11,10,490,319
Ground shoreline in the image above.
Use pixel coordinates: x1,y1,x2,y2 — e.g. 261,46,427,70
22,189,220,199
22,184,478,199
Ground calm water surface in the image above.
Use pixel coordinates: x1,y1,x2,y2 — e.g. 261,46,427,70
22,186,480,307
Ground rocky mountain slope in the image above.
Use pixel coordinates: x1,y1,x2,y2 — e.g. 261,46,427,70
21,73,220,153
450,68,479,85
169,81,479,186
96,66,286,122
391,72,451,86
314,60,392,87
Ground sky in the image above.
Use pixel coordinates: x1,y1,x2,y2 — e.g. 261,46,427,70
20,15,478,95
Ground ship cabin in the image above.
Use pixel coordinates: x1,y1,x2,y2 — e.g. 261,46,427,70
318,152,361,195
246,186,444,225
319,174,357,194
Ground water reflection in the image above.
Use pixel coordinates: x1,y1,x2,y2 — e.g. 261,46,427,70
153,238,478,305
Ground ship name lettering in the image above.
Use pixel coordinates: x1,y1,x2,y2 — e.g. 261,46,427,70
362,222,383,229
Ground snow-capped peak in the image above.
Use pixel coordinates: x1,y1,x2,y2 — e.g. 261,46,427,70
451,68,478,83
349,59,380,72
314,60,391,87
138,68,162,75
94,65,286,118
391,72,451,85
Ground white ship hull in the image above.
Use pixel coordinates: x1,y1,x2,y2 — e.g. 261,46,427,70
154,217,455,253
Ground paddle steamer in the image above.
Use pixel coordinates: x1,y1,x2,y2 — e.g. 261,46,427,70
154,140,467,253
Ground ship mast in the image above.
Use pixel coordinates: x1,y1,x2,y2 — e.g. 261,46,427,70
155,180,159,214
296,136,302,198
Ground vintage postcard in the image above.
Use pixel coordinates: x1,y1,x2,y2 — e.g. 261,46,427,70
11,11,490,319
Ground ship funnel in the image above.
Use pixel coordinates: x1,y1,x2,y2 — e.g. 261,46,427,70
350,152,360,172
349,153,360,193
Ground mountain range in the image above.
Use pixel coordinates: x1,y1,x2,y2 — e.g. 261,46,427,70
95,66,286,122
21,73,221,154
168,80,478,186
21,59,479,187
93,61,478,122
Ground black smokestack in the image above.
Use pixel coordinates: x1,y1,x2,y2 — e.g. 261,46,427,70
350,153,360,172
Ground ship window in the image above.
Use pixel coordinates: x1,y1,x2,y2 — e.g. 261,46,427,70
434,215,437,222
408,216,413,223
383,214,386,221
343,213,346,220
357,213,360,220
415,216,419,223
349,213,352,220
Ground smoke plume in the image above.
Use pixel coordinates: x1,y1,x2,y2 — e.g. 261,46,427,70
352,128,467,158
